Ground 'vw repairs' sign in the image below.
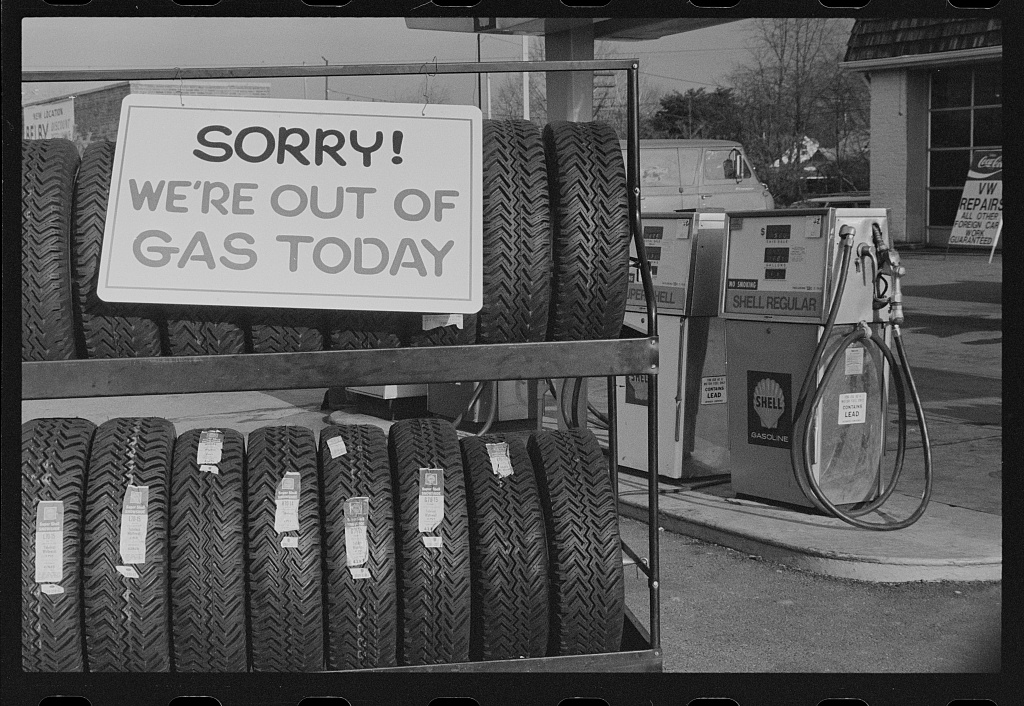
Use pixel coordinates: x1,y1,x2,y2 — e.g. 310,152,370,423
98,95,482,313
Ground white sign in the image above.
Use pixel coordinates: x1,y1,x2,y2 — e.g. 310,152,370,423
97,95,483,313
700,375,727,405
23,98,75,140
949,150,1001,247
838,392,867,426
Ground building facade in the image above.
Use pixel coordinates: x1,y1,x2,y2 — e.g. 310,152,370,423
841,18,1001,248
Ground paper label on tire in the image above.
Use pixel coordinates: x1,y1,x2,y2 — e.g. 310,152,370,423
119,485,149,565
35,501,64,583
280,536,299,548
422,314,463,331
845,347,865,376
196,429,224,465
116,565,140,579
349,567,372,579
422,536,443,548
274,472,301,533
40,584,65,595
344,497,370,568
327,436,348,459
418,468,444,533
484,442,514,479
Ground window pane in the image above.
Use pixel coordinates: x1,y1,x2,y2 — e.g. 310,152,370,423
639,149,680,187
974,64,1002,106
705,149,736,181
974,107,1001,146
678,149,700,185
930,110,971,148
929,189,962,227
930,150,971,188
931,67,972,108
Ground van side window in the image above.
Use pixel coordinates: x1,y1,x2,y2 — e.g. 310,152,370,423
677,149,700,186
638,149,679,187
705,149,752,181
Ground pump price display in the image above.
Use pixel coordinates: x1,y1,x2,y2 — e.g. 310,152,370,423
724,215,825,320
96,95,483,313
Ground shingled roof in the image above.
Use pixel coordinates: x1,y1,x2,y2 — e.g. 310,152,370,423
844,18,1001,63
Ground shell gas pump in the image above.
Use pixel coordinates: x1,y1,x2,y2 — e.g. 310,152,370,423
720,209,933,529
616,211,730,480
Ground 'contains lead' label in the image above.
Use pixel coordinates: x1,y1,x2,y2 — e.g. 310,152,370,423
838,392,867,425
418,468,444,534
35,501,64,584
274,472,301,533
119,486,149,565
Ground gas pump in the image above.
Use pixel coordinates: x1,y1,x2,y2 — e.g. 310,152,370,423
616,211,730,480
720,209,932,529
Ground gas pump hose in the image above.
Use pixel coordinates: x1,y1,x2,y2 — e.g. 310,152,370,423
790,232,933,530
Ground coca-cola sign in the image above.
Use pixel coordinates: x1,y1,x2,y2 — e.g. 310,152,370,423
977,155,1002,170
968,150,1002,180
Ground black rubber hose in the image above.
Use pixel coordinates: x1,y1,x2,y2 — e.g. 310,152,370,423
475,381,499,437
791,239,933,530
452,381,487,429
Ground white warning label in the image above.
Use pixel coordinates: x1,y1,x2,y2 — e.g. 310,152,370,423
838,392,867,425
700,376,727,405
845,347,865,376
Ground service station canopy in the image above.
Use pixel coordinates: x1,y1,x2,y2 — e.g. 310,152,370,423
404,18,735,42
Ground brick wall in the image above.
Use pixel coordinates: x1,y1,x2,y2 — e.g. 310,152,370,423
67,83,132,153
129,81,271,98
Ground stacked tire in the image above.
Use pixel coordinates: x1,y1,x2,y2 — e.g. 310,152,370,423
22,139,80,361
21,119,629,360
23,417,625,671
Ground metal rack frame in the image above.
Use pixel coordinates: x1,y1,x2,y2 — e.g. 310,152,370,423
21,58,663,672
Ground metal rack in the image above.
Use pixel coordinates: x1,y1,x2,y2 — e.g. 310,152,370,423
21,58,663,672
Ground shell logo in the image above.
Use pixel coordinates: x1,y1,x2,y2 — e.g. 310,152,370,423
753,377,785,428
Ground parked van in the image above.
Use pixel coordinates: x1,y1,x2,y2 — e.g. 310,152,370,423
622,139,774,212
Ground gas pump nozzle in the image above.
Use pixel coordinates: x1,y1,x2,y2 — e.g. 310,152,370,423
871,222,891,269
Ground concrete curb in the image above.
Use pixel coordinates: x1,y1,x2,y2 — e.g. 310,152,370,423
617,486,1002,583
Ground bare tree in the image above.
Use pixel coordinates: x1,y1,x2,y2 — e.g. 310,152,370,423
728,18,859,203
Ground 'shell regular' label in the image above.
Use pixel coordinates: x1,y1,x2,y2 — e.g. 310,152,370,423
728,291,819,317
